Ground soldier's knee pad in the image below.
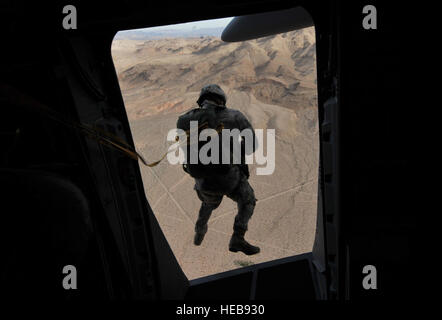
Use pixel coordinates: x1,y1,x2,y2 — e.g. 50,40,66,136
243,192,256,207
202,201,221,209
239,197,256,216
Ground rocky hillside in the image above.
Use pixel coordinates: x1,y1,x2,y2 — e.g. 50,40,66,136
112,27,316,119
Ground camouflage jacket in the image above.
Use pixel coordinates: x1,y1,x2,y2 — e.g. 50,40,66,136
176,100,258,192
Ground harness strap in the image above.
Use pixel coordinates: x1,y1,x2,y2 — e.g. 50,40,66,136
1,83,223,168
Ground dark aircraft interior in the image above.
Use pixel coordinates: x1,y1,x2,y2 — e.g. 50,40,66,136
0,0,417,302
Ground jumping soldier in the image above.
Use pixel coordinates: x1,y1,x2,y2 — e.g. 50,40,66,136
176,84,260,255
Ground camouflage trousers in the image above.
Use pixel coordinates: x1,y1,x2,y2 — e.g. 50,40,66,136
194,175,257,234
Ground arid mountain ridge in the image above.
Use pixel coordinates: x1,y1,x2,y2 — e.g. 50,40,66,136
113,27,317,120
114,27,225,40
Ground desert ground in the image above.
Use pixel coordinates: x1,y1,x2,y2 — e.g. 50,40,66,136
111,27,319,280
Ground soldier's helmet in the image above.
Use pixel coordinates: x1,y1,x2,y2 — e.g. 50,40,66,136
196,84,226,107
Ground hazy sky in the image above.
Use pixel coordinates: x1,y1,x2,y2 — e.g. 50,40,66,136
139,17,234,32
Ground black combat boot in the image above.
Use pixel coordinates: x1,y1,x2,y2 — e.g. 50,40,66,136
229,230,260,255
194,224,208,246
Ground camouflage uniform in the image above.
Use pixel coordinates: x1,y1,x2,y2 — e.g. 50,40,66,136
176,84,260,255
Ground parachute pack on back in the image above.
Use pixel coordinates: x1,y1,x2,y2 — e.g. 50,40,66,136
176,106,234,178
